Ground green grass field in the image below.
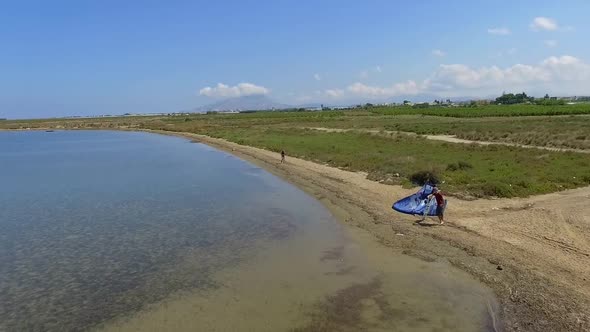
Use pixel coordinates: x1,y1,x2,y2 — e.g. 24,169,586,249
184,127,590,198
140,106,590,150
283,115,590,150
3,104,590,198
368,103,590,117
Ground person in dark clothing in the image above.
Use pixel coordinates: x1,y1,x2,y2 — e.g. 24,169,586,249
429,187,445,225
280,150,286,163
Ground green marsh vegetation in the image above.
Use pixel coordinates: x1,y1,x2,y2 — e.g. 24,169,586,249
199,128,590,198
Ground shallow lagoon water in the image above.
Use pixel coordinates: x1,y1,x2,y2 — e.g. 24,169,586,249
0,130,499,331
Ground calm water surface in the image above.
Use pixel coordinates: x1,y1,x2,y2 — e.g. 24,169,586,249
0,131,500,331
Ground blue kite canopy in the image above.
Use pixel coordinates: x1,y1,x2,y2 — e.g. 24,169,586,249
392,184,444,216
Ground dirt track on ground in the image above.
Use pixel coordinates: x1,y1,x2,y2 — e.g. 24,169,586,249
149,130,590,332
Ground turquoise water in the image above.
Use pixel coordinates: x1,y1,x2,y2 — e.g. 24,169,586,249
0,131,499,332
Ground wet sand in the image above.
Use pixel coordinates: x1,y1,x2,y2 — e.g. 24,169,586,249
145,129,590,332
99,216,498,332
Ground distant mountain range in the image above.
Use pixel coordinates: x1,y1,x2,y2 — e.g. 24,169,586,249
192,95,292,112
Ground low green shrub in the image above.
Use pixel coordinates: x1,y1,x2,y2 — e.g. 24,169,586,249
447,161,473,171
410,170,441,185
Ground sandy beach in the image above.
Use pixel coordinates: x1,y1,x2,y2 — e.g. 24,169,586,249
145,129,590,332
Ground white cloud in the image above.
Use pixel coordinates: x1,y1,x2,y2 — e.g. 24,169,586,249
541,55,590,81
425,55,590,95
324,89,344,98
544,40,558,48
199,82,269,98
432,49,446,57
487,27,511,35
375,65,382,73
542,55,579,66
314,73,321,81
427,63,550,90
530,17,558,31
316,55,590,100
347,81,421,97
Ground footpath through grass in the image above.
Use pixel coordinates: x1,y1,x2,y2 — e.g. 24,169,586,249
322,115,590,150
146,112,590,150
198,127,590,198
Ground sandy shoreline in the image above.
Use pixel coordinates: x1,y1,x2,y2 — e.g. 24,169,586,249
4,128,590,331
140,129,590,332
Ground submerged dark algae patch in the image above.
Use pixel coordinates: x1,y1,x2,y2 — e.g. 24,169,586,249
292,277,399,332
320,245,345,262
324,266,356,276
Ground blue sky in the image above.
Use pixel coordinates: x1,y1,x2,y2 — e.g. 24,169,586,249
1,0,589,118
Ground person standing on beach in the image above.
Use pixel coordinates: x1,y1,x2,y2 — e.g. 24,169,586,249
429,187,445,225
280,150,286,163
